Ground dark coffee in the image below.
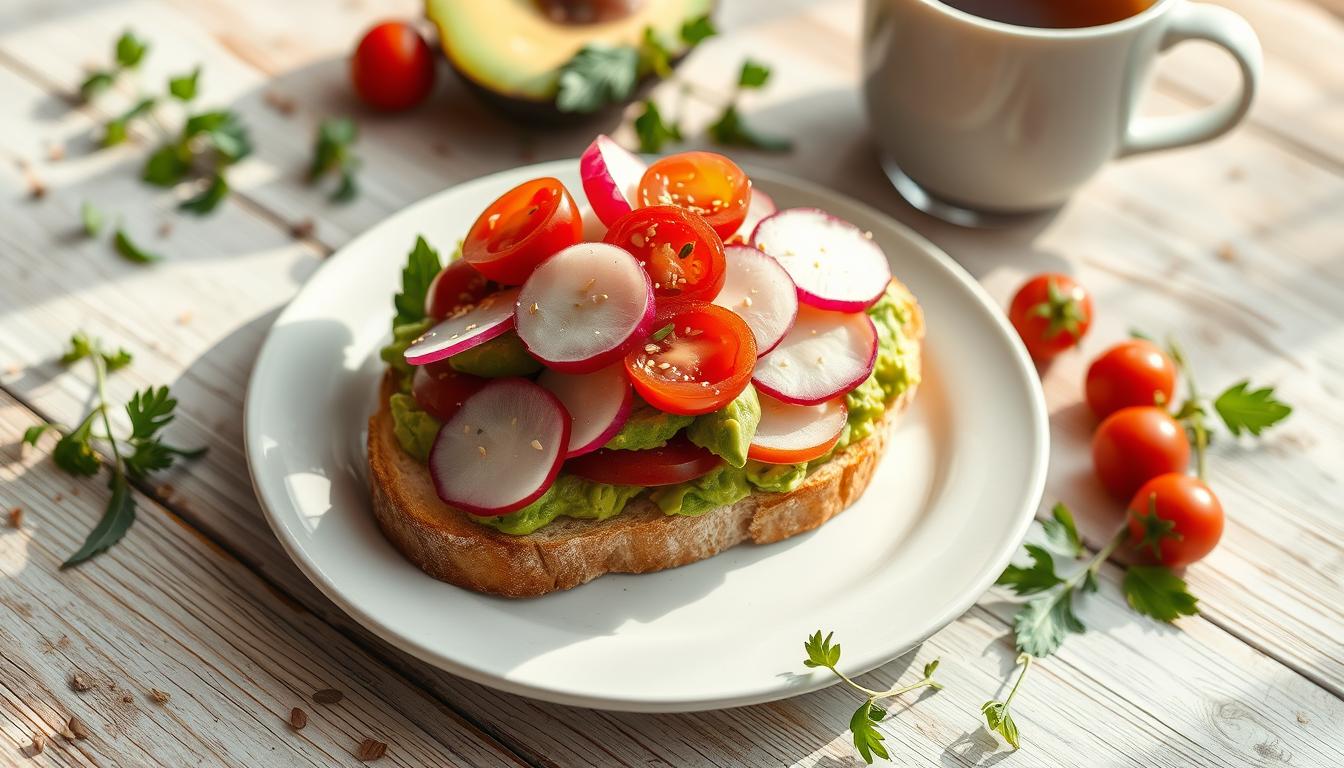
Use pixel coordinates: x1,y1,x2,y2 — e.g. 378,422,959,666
938,0,1155,28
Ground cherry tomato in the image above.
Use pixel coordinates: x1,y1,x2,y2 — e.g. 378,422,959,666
463,177,583,285
625,301,756,416
565,434,722,486
1126,473,1224,568
411,360,486,422
351,22,436,111
604,205,726,303
425,260,492,320
1092,406,1191,500
637,151,750,239
1085,340,1178,419
1007,273,1093,361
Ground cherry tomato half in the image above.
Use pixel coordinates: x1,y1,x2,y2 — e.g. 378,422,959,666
463,177,583,285
351,22,436,111
1007,273,1093,361
1085,339,1178,420
425,259,492,320
1092,406,1191,500
625,301,757,416
637,151,750,239
1126,473,1224,568
411,360,486,422
565,434,722,486
603,205,726,304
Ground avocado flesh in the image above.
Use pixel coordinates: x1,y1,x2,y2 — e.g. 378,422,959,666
426,0,712,107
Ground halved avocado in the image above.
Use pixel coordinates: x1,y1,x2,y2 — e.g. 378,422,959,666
426,0,713,120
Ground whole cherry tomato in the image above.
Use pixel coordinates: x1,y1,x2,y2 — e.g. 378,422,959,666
604,205,726,304
565,435,722,486
637,151,750,239
411,360,486,422
462,177,583,285
1007,273,1093,361
1126,473,1224,568
1092,406,1191,500
425,259,492,320
1085,340,1177,420
625,301,756,415
351,22,436,111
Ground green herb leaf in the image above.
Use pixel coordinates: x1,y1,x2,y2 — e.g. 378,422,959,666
1041,502,1084,558
23,424,58,447
393,236,442,328
981,701,1020,749
555,44,639,113
639,27,673,78
179,173,229,215
62,472,136,568
738,59,772,88
1012,587,1083,658
81,201,104,237
633,100,682,153
849,701,889,764
102,97,157,147
61,331,96,365
1122,565,1199,623
185,110,253,163
707,104,792,152
680,14,717,45
650,323,675,342
102,347,134,372
126,386,177,441
115,30,149,69
331,164,359,203
308,118,359,202
113,228,162,264
1213,380,1291,437
52,411,101,477
79,71,116,101
922,659,940,679
802,630,841,669
142,143,191,187
168,66,200,101
996,544,1063,595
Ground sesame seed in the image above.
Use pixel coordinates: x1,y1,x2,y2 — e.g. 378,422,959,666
477,446,487,457
529,302,539,315
816,356,825,365
645,344,660,354
464,323,477,331
863,230,874,239
742,296,753,308
530,439,543,451
463,424,472,434
658,362,671,369
511,417,518,426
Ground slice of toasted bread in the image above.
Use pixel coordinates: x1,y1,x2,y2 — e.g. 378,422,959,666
368,284,923,598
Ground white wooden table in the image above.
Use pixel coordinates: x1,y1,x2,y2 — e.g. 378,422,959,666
2,0,1342,765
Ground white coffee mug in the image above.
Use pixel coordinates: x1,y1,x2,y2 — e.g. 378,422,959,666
862,0,1262,222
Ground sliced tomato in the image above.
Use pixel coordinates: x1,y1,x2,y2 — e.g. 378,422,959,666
624,301,756,415
463,177,583,285
565,434,721,486
411,360,487,422
637,151,751,239
425,259,492,320
603,205,726,303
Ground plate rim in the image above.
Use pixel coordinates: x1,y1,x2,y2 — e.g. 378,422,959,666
244,160,1048,712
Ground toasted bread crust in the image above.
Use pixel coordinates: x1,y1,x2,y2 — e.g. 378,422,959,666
368,284,923,598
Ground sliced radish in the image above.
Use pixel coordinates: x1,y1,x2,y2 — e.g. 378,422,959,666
429,378,571,516
749,392,848,464
752,305,878,405
580,135,646,228
515,242,654,374
404,288,520,366
750,208,891,312
729,188,778,244
714,245,799,356
538,364,633,457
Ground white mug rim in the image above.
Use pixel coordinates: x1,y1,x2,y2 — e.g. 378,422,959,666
913,0,1175,39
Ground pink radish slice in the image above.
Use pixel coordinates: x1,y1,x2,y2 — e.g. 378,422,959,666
714,245,799,356
429,378,571,516
753,304,878,405
404,288,520,366
538,364,633,457
748,393,848,464
750,208,892,312
580,135,646,228
515,242,654,374
730,188,778,244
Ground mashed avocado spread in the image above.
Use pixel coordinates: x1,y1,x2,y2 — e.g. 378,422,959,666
384,282,919,535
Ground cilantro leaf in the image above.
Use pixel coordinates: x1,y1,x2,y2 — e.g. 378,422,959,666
634,100,682,153
1041,502,1084,558
126,386,177,441
168,66,200,101
308,118,360,202
115,30,149,69
102,347,134,372
849,701,889,764
53,411,101,477
62,472,136,568
1013,587,1083,658
79,71,116,101
393,236,442,328
738,59,772,88
61,332,96,365
1123,565,1199,622
997,544,1064,595
185,110,253,163
179,173,229,215
81,201,104,237
1213,380,1291,437
113,228,162,264
143,143,191,187
680,15,717,45
802,630,841,669
556,44,639,113
23,424,58,447
707,104,792,152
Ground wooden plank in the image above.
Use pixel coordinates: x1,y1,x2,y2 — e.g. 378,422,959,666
0,392,523,767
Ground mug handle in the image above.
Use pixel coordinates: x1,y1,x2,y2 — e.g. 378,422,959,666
1118,2,1262,158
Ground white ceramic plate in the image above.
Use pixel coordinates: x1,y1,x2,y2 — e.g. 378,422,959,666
245,160,1047,712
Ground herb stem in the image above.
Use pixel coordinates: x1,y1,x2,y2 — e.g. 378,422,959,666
91,348,124,473
1002,654,1032,710
1167,337,1208,480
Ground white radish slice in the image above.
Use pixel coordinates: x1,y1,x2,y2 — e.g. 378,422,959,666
404,288,520,366
751,208,892,312
429,378,571,516
753,305,878,405
729,188,778,244
580,135,646,228
714,245,799,356
748,393,848,464
538,364,633,457
515,242,654,374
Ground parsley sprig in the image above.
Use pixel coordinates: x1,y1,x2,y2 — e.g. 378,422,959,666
981,654,1031,750
556,14,715,114
24,333,205,567
802,631,944,764
79,30,148,101
634,58,792,154
307,118,361,203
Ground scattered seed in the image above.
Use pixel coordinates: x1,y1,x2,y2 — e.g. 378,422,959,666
8,507,21,528
312,688,344,705
741,296,753,308
464,323,478,331
816,356,825,365
29,734,45,755
863,230,874,240
67,716,90,740
477,446,487,457
582,277,596,292
511,417,518,426
529,302,539,315
70,673,92,692
779,359,790,368
149,688,170,704
356,738,388,761
289,707,308,730
530,439,543,451
463,424,472,434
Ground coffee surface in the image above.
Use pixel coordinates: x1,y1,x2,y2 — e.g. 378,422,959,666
937,0,1155,28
